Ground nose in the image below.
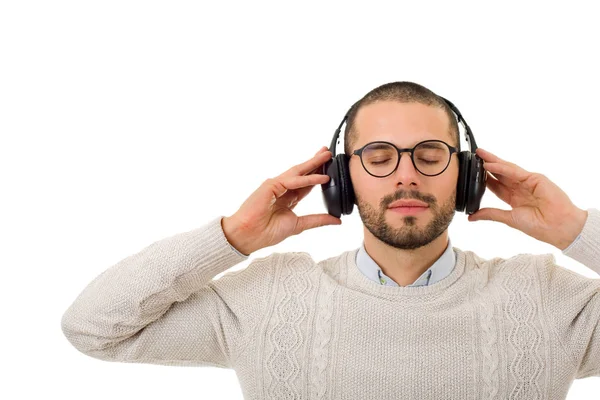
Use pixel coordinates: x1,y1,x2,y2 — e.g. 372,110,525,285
393,151,421,185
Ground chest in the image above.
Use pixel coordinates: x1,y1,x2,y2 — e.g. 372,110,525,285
235,275,573,399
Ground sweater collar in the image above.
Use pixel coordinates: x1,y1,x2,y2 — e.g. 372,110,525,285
356,238,456,287
343,245,469,299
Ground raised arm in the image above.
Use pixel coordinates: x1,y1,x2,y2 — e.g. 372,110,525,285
61,216,273,368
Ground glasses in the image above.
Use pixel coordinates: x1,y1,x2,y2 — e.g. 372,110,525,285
352,140,459,177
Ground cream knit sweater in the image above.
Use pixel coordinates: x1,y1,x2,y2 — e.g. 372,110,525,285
61,208,600,399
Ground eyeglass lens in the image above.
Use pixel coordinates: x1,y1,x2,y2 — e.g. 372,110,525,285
361,141,451,177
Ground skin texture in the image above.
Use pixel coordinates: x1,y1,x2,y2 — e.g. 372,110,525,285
349,100,459,287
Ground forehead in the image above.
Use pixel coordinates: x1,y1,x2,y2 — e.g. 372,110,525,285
353,100,452,148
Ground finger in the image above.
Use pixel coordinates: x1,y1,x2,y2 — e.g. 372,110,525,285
293,213,342,235
484,168,512,188
270,174,331,200
476,148,524,179
289,177,320,205
314,146,328,156
306,161,327,176
277,167,332,208
284,177,323,209
477,149,527,177
475,148,504,163
469,207,515,227
485,171,511,203
308,150,333,174
483,162,531,184
290,149,333,177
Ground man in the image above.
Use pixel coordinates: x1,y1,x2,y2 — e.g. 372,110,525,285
62,81,600,399
344,83,589,289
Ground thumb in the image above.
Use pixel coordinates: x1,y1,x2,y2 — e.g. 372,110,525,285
294,214,341,235
468,207,512,226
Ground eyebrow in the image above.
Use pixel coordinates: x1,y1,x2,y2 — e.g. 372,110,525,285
366,140,445,150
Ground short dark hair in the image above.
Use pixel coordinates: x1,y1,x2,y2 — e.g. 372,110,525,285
343,81,461,156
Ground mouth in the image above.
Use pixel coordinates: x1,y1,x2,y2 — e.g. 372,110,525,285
389,206,429,215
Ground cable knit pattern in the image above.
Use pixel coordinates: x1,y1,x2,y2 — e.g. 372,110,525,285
472,263,500,399
310,253,340,399
62,209,600,399
264,252,310,398
501,256,544,399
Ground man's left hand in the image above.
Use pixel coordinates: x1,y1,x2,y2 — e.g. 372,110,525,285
468,148,588,251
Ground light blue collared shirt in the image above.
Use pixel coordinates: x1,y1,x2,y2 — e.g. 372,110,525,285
355,238,457,286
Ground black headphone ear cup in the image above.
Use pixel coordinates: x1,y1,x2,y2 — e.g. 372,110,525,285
345,154,357,207
455,151,469,212
337,154,355,215
320,156,342,218
465,153,487,215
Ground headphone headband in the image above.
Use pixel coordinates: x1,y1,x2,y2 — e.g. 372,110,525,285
329,96,477,156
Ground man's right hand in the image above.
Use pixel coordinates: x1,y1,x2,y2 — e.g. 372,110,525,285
222,146,342,255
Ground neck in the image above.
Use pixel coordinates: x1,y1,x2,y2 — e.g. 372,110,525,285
362,229,450,286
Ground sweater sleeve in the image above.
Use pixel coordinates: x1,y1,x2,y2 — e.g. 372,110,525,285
538,207,600,379
61,215,274,369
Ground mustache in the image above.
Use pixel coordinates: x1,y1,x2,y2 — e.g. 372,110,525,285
387,190,435,206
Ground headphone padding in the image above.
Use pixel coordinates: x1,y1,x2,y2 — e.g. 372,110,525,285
455,151,470,212
337,154,355,215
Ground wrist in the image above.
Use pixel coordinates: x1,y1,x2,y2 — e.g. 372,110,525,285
221,216,253,256
555,207,588,251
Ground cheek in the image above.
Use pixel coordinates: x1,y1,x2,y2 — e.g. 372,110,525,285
436,168,459,198
349,163,361,190
349,165,378,202
448,163,459,187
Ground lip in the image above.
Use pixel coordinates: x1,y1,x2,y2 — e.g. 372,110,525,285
389,206,429,215
388,199,429,208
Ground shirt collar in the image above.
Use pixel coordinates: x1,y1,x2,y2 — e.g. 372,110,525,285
355,238,456,287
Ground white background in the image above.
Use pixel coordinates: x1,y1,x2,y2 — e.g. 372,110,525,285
1,1,599,398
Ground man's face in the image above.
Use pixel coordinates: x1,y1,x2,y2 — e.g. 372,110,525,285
349,100,459,250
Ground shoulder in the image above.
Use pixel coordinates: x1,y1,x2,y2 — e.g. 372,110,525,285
217,250,317,280
481,250,600,299
245,249,355,284
458,247,559,282
534,252,600,294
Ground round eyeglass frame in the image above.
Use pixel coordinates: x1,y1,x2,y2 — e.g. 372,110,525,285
352,139,459,177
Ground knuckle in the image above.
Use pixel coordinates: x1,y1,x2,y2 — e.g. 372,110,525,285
263,178,275,189
273,178,288,192
290,163,302,173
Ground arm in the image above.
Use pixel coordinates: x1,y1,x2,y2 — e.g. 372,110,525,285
561,208,600,275
538,208,600,379
61,216,273,368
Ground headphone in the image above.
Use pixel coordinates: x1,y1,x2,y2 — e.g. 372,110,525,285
320,96,487,218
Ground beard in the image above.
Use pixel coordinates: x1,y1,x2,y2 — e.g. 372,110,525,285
355,187,456,250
